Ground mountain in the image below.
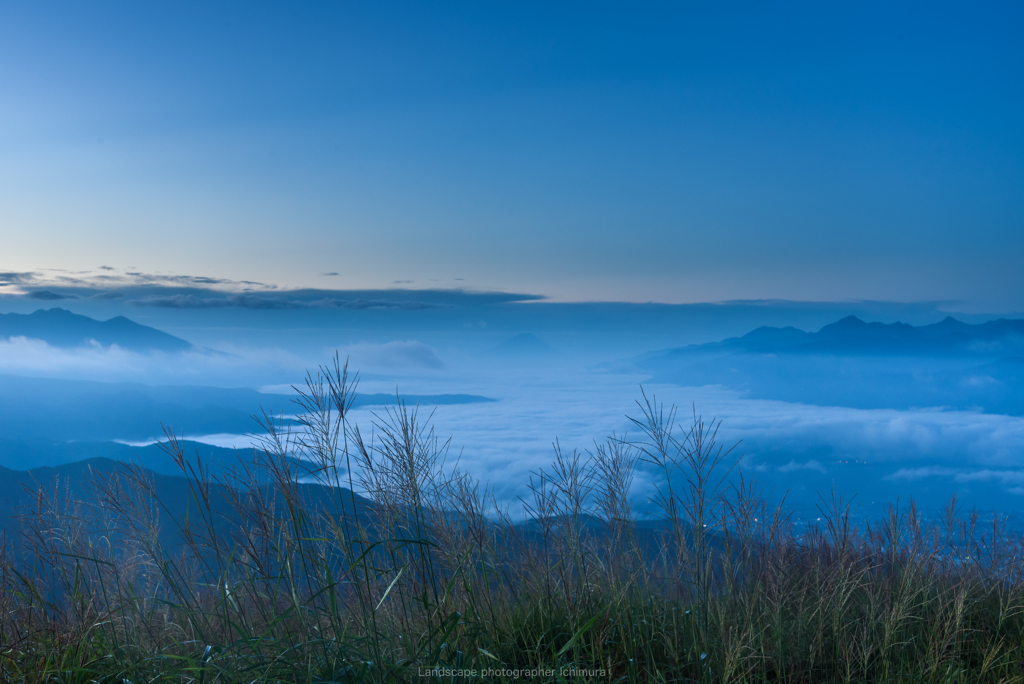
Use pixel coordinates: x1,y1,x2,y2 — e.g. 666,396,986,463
635,316,1024,416
488,333,555,357
0,457,373,558
0,458,724,573
0,308,193,352
656,316,1024,359
0,438,272,476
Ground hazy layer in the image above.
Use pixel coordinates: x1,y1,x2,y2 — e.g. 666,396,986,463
0,291,1021,522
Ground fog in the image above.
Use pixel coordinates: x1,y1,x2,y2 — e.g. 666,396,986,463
1,287,1022,524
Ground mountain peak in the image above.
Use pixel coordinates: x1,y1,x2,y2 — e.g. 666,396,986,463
668,314,1024,358
0,309,193,352
489,333,555,357
822,315,865,330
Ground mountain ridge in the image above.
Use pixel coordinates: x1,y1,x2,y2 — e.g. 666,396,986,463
633,316,1024,416
659,315,1024,358
0,307,193,352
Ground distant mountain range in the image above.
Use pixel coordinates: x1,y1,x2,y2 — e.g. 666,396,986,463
657,316,1024,358
0,307,193,352
635,316,1024,416
488,333,555,357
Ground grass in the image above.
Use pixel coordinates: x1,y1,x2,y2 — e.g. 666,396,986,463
2,356,1024,683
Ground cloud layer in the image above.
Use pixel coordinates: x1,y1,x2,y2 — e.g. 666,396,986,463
0,335,447,384
2,327,1022,519
128,294,439,310
0,268,543,308
320,378,1024,517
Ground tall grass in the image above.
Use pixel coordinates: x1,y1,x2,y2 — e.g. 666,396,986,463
2,357,1024,682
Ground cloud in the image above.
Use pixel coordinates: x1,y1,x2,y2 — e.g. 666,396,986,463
0,331,445,387
317,379,1024,513
336,341,445,370
665,388,1024,470
128,294,440,310
310,298,436,310
0,271,36,285
130,294,299,309
2,322,1022,517
0,268,544,308
0,268,271,292
777,459,827,473
887,467,1024,487
121,272,233,286
0,335,312,385
0,336,153,375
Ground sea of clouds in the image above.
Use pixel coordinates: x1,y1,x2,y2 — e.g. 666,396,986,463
163,364,1024,518
3,284,1023,520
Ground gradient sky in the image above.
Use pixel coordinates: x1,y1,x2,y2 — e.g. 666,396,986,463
1,1,1021,307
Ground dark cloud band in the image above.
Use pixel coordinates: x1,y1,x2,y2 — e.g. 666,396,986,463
128,294,439,310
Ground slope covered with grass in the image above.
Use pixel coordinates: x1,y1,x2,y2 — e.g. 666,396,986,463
2,360,1023,683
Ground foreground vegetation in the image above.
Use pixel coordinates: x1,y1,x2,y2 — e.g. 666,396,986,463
3,359,1024,683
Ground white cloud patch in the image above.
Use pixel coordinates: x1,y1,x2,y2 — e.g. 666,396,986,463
887,467,1024,487
777,459,827,473
690,390,1024,469
330,341,444,370
0,336,307,385
2,331,1023,515
118,433,267,449
0,336,150,374
128,294,438,310
0,336,445,383
318,380,1024,513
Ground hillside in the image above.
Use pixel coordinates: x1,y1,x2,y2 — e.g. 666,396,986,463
0,456,371,555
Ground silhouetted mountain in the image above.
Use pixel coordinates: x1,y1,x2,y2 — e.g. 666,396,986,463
0,457,373,557
488,333,555,357
655,316,1024,359
635,317,1024,416
0,308,193,352
0,458,722,573
0,438,272,476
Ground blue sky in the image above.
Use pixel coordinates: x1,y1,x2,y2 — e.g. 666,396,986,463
1,1,1021,307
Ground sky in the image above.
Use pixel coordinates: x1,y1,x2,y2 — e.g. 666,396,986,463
1,1,1022,307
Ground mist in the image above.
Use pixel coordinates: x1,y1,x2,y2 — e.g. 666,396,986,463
0,287,1021,526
